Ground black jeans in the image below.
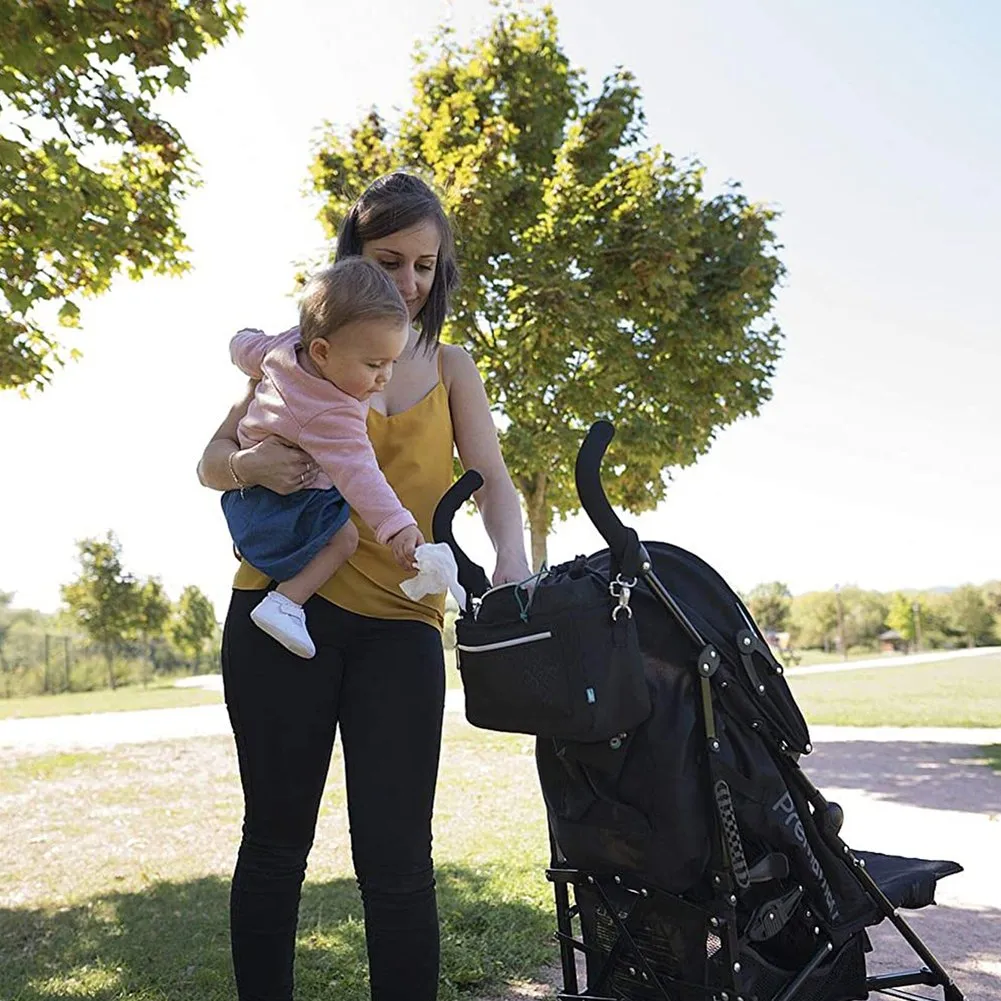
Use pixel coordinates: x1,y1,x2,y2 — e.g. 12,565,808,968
222,589,446,1001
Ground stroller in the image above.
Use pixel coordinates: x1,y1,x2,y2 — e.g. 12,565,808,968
433,421,965,1001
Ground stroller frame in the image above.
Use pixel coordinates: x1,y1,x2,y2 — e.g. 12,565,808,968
434,420,965,1001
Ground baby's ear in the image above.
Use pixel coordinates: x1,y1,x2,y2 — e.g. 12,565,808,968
307,338,329,364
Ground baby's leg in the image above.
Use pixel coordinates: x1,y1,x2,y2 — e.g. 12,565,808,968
277,520,359,606
250,521,359,659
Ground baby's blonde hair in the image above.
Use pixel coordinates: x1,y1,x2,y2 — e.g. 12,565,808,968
299,257,408,347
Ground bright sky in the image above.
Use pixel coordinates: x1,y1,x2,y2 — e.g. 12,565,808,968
2,0,999,620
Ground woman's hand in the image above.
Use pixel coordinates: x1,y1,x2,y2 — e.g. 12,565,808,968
233,437,320,495
492,550,532,586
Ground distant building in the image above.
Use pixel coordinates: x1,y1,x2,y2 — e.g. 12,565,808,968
878,629,906,654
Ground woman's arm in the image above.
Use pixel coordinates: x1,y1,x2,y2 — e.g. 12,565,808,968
444,346,532,585
197,379,319,495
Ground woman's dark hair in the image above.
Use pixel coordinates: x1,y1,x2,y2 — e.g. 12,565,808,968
335,172,459,354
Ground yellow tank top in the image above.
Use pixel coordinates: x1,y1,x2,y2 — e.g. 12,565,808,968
232,363,455,630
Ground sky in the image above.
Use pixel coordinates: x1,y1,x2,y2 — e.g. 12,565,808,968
2,0,999,619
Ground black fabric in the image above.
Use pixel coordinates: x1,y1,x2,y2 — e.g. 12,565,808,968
855,851,962,911
222,589,445,1001
631,542,811,754
456,566,650,741
536,580,713,894
529,542,962,993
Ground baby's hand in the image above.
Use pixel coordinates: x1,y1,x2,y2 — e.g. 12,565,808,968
389,524,424,570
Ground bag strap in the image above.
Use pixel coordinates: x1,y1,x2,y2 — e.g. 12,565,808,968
611,527,643,582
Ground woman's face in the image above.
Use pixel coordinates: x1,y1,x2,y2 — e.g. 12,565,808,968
362,218,441,322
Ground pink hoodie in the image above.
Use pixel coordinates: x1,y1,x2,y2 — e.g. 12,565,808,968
231,327,416,546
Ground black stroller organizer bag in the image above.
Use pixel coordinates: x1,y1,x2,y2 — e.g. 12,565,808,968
433,421,967,1001
455,562,650,741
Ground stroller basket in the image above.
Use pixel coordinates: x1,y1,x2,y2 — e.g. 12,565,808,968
433,421,965,1001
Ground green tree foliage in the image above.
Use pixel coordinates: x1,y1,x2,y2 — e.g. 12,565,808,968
745,582,792,633
886,592,920,649
949,584,995,649
838,587,889,650
170,585,216,672
0,589,19,672
789,591,838,650
134,576,172,674
61,532,141,688
309,4,784,567
1,0,245,392
981,580,1001,639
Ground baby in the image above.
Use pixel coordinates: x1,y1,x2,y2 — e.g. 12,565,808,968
221,257,424,658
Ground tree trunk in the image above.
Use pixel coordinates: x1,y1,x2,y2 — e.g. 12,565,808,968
105,644,116,690
520,471,551,572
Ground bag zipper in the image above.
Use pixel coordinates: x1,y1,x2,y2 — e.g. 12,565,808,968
457,631,553,653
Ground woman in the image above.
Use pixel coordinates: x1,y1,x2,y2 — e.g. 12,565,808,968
197,172,531,1001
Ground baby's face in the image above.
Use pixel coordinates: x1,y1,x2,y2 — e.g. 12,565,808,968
312,318,409,401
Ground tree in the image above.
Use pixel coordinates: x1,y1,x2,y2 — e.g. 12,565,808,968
745,582,792,633
789,591,839,650
61,532,140,688
309,4,784,568
948,585,995,649
886,592,920,650
1,0,245,393
0,589,18,675
170,586,216,673
982,580,1001,615
838,587,889,651
134,577,172,678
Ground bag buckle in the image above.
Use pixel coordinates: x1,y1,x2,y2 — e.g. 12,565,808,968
609,574,636,621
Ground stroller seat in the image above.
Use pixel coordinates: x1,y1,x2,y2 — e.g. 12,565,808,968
433,422,966,1001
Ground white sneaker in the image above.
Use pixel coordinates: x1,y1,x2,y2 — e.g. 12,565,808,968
250,592,316,659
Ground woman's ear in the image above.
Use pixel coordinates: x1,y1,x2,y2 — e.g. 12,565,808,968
308,338,329,366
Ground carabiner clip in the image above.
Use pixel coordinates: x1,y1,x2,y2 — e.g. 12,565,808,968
610,574,636,621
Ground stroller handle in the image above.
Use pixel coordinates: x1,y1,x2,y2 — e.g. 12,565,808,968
575,420,633,565
431,469,492,602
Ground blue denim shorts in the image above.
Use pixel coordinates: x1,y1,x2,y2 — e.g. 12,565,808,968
221,485,351,581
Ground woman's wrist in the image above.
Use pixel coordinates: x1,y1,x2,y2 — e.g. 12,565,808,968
493,546,532,584
228,448,251,489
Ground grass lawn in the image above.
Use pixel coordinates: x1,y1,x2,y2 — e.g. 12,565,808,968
787,653,1001,728
0,716,555,1001
445,647,462,690
0,683,222,720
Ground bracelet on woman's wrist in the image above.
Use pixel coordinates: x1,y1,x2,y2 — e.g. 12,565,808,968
227,450,249,490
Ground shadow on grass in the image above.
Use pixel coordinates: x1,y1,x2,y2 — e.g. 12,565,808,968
0,864,554,1001
803,740,1001,814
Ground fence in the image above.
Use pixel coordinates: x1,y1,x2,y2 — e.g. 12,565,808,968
0,631,219,698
